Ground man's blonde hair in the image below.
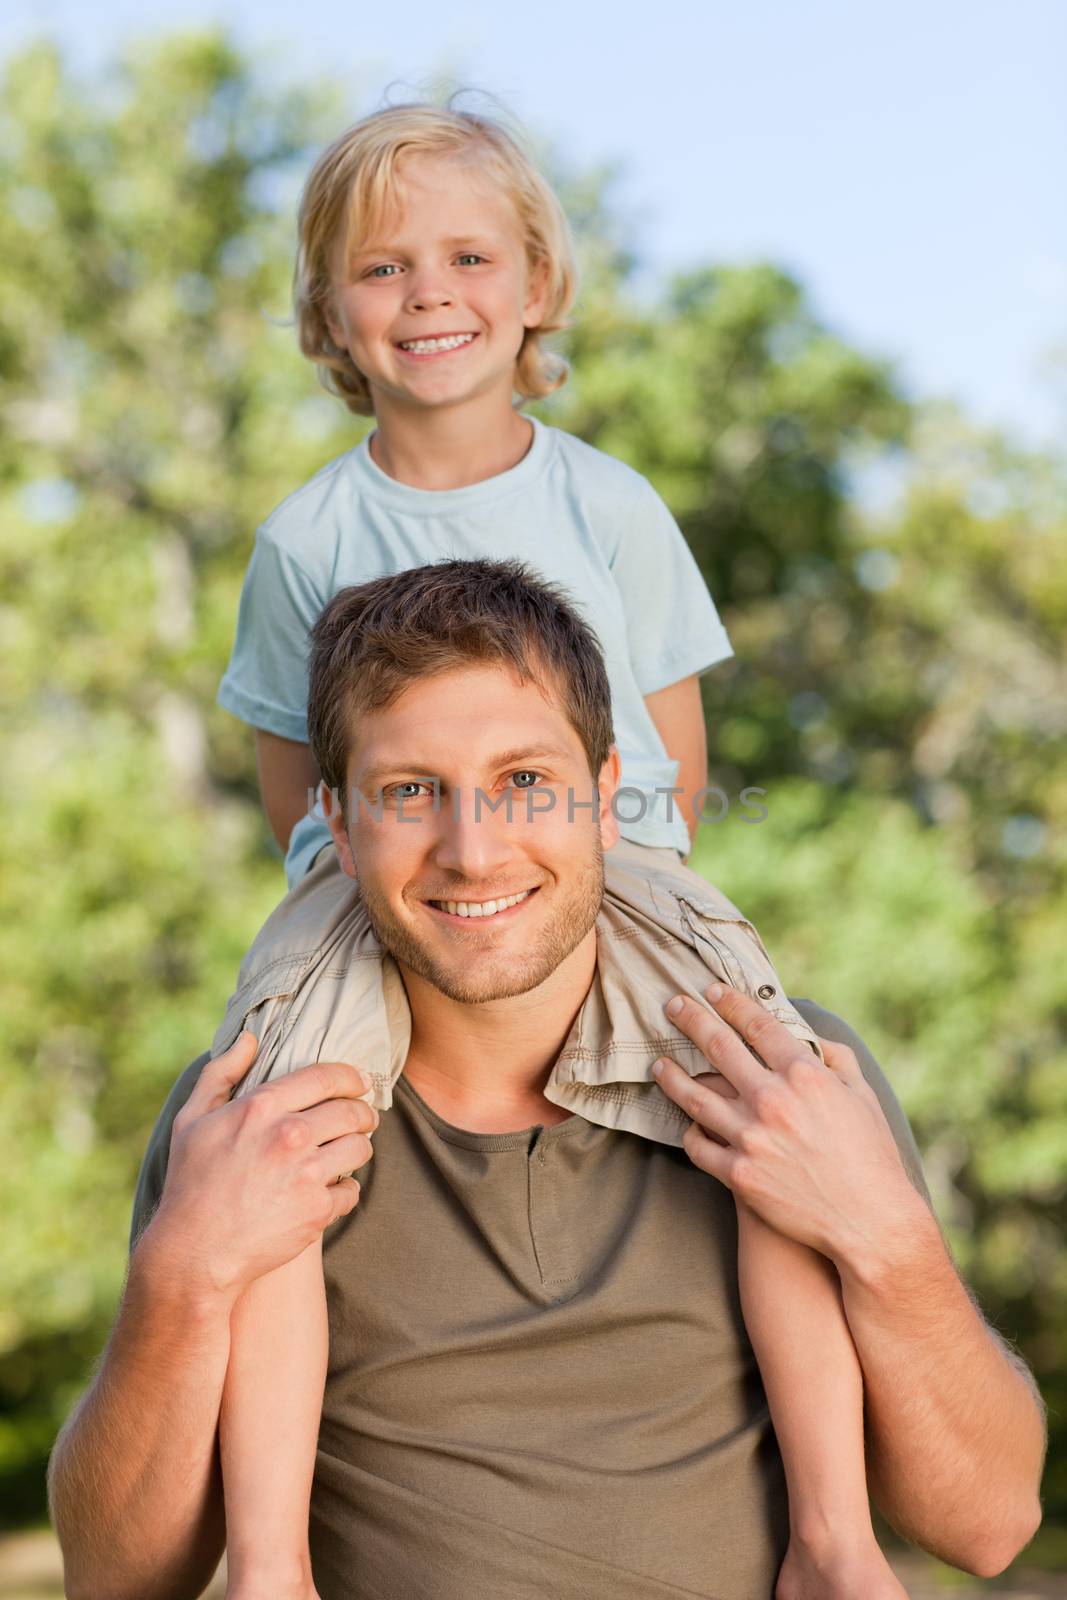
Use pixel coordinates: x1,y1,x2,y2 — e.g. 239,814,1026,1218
295,101,578,416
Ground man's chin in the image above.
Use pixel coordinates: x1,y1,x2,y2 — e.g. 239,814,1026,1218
397,952,568,1006
360,854,605,1007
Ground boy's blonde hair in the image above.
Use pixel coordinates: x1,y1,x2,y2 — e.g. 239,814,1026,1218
295,101,577,416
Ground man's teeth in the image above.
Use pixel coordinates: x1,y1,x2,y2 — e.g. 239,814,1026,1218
435,889,533,918
399,333,476,353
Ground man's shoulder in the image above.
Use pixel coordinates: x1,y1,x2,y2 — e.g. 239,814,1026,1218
128,1053,211,1254
790,998,863,1047
789,998,931,1203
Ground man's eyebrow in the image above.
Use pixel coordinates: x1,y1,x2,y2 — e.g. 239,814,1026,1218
356,746,576,792
488,745,576,771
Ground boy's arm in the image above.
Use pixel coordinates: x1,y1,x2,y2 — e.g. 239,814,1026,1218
644,674,707,847
255,730,322,853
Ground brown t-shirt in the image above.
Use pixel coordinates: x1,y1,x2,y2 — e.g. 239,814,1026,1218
131,999,929,1600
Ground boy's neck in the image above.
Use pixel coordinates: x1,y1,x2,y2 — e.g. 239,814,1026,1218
369,395,535,491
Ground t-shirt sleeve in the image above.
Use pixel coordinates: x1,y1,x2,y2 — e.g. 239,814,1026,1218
129,1053,211,1254
610,477,733,696
790,999,933,1206
217,531,327,742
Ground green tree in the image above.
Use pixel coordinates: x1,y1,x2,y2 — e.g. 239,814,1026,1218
1,31,1064,1559
0,31,353,1517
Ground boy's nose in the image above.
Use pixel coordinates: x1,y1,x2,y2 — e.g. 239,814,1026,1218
406,280,454,313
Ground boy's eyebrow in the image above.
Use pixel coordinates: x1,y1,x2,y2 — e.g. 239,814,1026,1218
439,234,500,249
348,232,501,261
356,744,576,792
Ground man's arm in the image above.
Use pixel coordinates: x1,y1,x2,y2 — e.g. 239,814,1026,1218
48,1036,373,1600
652,986,1045,1578
792,999,1046,1574
48,1231,232,1600
840,1197,1044,1575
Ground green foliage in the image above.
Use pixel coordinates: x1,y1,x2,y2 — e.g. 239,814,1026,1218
1,30,1064,1553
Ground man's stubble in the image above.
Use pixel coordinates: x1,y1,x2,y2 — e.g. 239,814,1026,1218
356,827,606,1005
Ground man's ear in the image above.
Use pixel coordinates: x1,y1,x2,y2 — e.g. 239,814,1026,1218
596,747,622,851
321,782,358,880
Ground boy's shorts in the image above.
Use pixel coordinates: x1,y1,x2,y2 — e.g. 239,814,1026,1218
214,839,821,1150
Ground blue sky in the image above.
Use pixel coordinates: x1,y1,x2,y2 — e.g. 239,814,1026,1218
4,0,1065,448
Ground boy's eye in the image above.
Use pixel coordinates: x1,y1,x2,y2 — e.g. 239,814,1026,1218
368,263,401,278
509,770,541,788
456,253,485,266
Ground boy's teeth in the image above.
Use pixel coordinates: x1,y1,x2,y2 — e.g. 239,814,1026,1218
439,889,532,918
400,333,475,353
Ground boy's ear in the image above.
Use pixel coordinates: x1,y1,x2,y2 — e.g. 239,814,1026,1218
322,272,348,350
596,747,622,852
523,257,551,330
321,783,358,880
324,302,345,351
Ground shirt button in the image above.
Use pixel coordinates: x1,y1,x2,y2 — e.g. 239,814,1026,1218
757,984,776,1000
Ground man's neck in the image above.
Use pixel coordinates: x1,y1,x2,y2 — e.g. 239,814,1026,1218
398,931,597,1134
368,390,534,491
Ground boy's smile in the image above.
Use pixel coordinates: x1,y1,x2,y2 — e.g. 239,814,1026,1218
395,331,479,359
326,154,547,423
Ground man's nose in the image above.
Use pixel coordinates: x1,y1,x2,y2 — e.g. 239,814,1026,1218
433,795,516,880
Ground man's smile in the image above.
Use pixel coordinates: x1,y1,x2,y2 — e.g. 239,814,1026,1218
423,885,540,923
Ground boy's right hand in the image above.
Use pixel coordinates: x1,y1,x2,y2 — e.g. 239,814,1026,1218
141,1032,377,1304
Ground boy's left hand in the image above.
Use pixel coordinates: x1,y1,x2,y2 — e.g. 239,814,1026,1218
652,984,925,1268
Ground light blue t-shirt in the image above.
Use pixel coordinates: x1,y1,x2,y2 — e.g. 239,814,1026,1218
219,416,732,882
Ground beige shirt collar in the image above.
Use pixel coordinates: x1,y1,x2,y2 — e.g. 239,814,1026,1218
215,842,819,1150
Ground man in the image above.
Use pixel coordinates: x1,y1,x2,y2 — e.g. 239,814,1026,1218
49,562,1044,1600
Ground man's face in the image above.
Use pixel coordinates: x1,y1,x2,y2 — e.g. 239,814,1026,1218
323,663,620,1005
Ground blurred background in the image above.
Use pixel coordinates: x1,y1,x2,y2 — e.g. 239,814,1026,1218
0,1,1064,1593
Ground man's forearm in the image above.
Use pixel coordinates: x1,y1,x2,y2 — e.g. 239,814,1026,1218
836,1197,1045,1576
49,1226,234,1600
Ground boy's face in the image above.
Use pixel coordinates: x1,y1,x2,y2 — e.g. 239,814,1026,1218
322,662,621,1007
326,154,548,421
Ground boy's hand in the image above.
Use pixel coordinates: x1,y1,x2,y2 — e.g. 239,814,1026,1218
652,985,925,1268
142,1032,377,1304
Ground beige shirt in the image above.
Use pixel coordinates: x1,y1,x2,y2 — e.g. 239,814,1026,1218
212,840,827,1145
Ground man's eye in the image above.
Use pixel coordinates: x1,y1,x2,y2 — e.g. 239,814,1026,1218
387,781,429,800
509,771,541,789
